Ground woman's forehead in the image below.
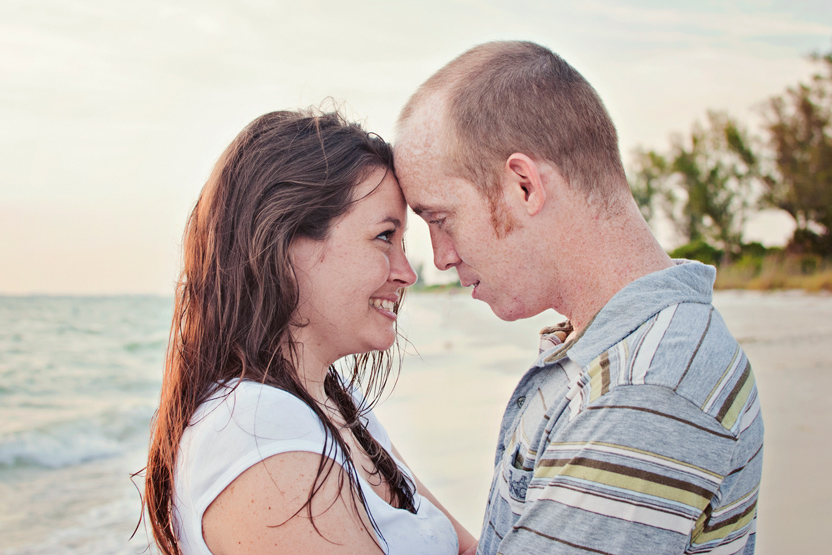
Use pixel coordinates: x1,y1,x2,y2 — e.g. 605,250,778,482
350,171,406,214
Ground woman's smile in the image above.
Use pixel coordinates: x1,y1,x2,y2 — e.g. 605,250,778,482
369,297,398,319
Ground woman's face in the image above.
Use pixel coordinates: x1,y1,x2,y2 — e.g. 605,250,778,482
290,168,417,366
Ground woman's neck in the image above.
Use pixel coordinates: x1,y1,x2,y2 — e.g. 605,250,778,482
290,339,335,407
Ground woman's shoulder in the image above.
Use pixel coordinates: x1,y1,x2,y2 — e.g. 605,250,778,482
217,379,316,415
185,380,328,454
175,381,344,553
177,380,336,506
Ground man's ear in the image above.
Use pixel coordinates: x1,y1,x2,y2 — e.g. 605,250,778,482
503,153,546,216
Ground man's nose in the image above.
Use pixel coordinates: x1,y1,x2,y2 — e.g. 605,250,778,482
430,229,462,271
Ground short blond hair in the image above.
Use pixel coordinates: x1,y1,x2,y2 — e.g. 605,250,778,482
398,41,628,207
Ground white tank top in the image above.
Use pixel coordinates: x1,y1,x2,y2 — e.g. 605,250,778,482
173,380,458,554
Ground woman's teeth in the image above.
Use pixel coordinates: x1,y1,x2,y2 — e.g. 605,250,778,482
370,299,395,312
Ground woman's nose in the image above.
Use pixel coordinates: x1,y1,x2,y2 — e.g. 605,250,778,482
391,245,418,287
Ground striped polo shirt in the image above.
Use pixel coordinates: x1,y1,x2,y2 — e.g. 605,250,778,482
478,261,763,555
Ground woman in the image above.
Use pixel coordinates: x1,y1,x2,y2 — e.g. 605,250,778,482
144,110,477,554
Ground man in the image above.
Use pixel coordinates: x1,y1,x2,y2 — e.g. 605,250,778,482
395,41,762,554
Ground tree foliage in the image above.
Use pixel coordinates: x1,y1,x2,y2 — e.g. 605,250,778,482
630,42,832,259
629,111,761,259
629,149,666,224
763,49,832,254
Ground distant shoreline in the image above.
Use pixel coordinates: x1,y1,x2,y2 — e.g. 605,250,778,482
714,259,832,292
2,257,830,297
409,283,466,293
411,261,832,294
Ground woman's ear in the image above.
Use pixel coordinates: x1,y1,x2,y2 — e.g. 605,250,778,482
503,153,547,216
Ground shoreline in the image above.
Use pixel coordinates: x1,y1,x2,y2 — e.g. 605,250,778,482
411,269,832,294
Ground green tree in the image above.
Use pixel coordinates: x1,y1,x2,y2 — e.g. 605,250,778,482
629,111,761,259
629,149,667,224
763,47,832,255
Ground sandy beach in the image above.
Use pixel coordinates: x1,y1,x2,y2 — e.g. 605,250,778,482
375,289,832,554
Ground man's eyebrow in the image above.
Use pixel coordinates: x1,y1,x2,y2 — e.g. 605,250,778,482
409,205,427,217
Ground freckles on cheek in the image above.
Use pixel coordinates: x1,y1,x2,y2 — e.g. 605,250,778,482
364,249,391,278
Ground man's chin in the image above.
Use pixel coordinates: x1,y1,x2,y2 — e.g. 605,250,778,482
485,300,525,322
472,283,533,321
485,297,548,322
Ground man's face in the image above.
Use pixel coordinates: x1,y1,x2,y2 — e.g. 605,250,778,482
395,130,545,322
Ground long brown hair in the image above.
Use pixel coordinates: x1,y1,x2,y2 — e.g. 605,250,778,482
143,109,415,554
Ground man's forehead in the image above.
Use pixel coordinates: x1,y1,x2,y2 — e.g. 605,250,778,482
396,161,466,218
394,95,461,210
395,95,447,157
398,138,447,199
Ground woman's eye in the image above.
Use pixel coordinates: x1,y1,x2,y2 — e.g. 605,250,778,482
376,229,395,242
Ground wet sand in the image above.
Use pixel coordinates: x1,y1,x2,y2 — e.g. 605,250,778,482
374,290,832,554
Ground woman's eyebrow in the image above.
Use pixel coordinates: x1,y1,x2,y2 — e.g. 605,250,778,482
379,216,403,228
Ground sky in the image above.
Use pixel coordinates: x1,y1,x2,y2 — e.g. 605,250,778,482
2,0,831,294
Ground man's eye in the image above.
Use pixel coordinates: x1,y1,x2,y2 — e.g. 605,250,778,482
428,217,446,227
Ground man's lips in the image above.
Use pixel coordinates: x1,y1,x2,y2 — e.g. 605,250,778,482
458,276,481,298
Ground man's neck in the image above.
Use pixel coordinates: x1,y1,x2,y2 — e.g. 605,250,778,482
554,199,673,333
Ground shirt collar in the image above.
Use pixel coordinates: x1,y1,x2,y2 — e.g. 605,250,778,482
539,260,715,368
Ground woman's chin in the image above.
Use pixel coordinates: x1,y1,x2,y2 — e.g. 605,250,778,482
358,331,397,355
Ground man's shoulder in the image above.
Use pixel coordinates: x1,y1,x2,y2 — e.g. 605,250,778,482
524,298,762,463
529,298,751,413
575,300,757,435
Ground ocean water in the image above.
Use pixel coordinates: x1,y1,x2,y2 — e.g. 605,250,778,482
0,296,170,554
